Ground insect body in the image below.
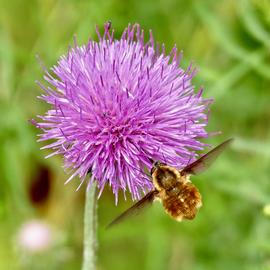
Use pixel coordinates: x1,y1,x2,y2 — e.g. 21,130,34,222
152,163,202,221
107,138,233,228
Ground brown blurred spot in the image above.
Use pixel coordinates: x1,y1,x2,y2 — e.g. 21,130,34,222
29,165,51,206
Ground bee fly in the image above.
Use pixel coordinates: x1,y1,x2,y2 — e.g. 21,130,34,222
107,138,233,228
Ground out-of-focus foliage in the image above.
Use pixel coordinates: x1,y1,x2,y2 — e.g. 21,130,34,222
0,0,270,269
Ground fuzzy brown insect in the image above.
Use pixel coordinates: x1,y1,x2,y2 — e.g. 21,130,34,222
107,138,233,228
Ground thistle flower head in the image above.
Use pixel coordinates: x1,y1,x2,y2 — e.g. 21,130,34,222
35,23,211,203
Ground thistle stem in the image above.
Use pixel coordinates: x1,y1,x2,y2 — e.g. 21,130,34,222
82,182,97,270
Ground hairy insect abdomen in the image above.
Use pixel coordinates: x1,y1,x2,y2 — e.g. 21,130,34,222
163,182,202,221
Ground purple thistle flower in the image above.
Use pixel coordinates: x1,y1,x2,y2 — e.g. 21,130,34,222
34,23,211,203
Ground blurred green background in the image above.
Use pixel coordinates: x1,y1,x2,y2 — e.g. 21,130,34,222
1,0,270,269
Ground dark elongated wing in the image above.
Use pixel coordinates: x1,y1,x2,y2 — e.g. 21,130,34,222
107,190,158,229
181,138,233,175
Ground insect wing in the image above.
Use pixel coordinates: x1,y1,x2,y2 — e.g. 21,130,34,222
181,138,233,175
107,190,157,228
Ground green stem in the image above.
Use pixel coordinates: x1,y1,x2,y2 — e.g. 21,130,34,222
82,182,97,270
